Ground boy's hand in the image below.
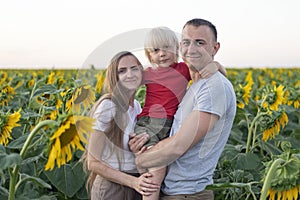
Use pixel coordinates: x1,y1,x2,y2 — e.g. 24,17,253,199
192,61,227,80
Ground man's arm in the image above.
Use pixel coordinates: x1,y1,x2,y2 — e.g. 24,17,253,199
135,110,219,169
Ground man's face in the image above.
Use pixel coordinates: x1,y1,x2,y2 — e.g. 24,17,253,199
180,25,219,70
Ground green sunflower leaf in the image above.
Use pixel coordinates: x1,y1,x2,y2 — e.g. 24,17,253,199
236,152,260,170
0,152,22,170
19,173,52,189
32,84,60,97
44,162,86,198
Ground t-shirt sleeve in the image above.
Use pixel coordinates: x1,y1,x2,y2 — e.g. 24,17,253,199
93,99,116,132
194,74,226,117
182,62,191,81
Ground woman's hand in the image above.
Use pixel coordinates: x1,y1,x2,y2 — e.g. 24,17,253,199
129,133,149,154
133,172,160,196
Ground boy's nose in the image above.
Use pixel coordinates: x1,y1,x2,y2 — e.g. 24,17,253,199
159,49,166,57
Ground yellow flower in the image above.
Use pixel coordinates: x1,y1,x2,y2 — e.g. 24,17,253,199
263,126,275,141
47,72,55,84
0,85,15,107
245,71,253,83
14,80,24,89
263,101,268,109
72,85,95,113
0,71,8,85
45,115,95,170
95,70,106,94
294,100,299,108
238,71,253,106
237,102,245,109
27,79,35,87
267,189,276,200
242,82,252,105
259,76,266,88
279,112,288,127
0,110,21,146
262,112,288,142
270,85,285,111
50,110,58,120
267,185,300,200
35,93,50,105
65,98,73,112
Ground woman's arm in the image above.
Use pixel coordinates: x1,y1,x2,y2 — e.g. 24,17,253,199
87,130,159,195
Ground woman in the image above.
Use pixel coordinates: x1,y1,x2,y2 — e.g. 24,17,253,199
84,51,159,199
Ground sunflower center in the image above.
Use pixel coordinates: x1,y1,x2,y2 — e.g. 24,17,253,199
60,124,77,147
74,88,89,104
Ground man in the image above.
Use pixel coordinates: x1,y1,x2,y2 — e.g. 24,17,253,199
130,18,236,199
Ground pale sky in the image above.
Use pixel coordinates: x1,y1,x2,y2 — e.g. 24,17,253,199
1,0,300,69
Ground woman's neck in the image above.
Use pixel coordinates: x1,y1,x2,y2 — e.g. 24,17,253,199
129,96,134,107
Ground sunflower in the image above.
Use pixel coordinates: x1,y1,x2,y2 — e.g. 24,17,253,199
47,72,55,84
95,70,106,94
35,93,50,105
0,110,21,146
237,102,245,109
0,85,15,107
264,145,300,200
267,186,300,200
245,70,253,83
45,115,95,170
262,112,288,141
294,100,300,108
27,79,35,87
62,89,73,112
71,85,95,113
49,98,63,120
263,85,285,111
242,82,252,105
236,71,253,108
259,76,266,88
269,85,285,111
0,71,8,85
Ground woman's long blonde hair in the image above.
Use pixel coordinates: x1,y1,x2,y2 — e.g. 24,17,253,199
81,51,143,193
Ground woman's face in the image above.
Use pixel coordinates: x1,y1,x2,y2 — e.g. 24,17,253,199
117,55,142,91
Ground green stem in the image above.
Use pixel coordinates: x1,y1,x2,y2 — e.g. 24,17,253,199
260,158,285,200
246,112,267,153
8,166,19,200
8,120,58,200
20,120,58,157
251,122,258,148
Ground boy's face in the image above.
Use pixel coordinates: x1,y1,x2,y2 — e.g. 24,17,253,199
148,45,177,68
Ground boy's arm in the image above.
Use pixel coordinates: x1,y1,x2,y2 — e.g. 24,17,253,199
190,61,226,82
199,61,227,78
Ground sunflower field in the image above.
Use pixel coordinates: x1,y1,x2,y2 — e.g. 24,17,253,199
0,68,300,200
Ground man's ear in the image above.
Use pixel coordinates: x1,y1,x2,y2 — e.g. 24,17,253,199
213,42,220,57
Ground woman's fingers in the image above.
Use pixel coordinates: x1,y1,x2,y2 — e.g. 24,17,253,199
128,132,149,153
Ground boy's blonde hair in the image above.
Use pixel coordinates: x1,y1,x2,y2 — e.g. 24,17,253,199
144,26,179,63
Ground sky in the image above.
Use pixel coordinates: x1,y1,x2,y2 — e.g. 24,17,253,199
1,0,300,69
